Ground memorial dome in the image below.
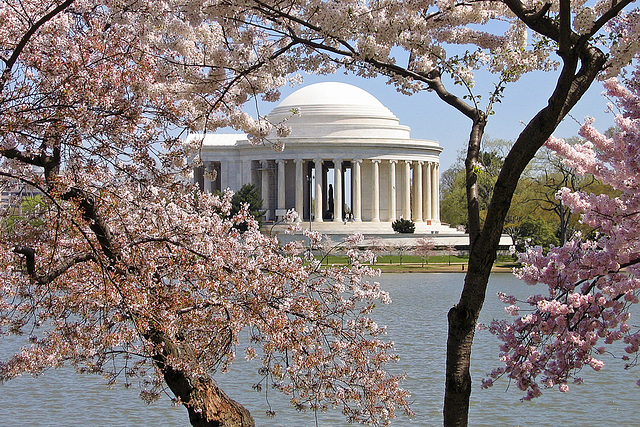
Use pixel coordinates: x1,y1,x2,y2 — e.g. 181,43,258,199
268,82,408,139
273,82,394,116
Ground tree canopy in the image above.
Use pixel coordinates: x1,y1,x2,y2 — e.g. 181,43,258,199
0,2,409,425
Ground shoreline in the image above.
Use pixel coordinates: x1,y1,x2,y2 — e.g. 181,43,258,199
373,263,517,274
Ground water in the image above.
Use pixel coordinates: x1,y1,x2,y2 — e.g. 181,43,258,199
1,273,638,426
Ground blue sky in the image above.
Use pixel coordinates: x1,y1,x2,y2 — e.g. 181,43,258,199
251,70,615,172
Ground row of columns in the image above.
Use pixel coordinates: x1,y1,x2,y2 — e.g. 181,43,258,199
395,159,440,223
199,158,439,223
289,158,439,223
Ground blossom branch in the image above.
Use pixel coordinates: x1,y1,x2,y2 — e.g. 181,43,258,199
1,0,75,88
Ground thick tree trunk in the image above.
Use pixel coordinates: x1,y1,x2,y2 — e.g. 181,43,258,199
163,367,255,427
443,238,495,426
147,329,255,427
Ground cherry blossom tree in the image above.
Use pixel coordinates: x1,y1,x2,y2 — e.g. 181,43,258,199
224,1,640,423
446,244,460,267
369,236,390,265
414,237,436,267
487,66,640,401
393,243,412,266
0,2,409,425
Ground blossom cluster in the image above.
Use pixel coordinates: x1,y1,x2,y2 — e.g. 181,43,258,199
241,0,638,106
486,70,640,399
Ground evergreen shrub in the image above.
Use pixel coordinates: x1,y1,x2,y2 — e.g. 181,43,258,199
392,218,415,233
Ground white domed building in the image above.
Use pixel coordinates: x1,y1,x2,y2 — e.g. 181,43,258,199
187,82,461,235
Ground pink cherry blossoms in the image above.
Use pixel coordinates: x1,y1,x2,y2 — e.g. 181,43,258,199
0,183,409,423
0,2,409,424
487,67,640,400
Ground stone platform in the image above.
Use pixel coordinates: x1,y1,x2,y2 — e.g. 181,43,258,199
267,221,512,249
268,219,464,235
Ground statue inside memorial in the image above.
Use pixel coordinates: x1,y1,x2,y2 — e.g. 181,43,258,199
326,184,334,220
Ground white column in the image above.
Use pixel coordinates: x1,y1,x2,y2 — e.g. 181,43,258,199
242,160,252,186
402,160,411,220
353,159,362,222
261,160,270,221
413,161,423,222
295,159,304,216
333,158,343,221
314,158,323,223
277,159,286,219
220,161,229,190
434,163,440,221
424,162,432,221
203,162,212,193
388,160,397,222
371,159,380,222
431,162,439,222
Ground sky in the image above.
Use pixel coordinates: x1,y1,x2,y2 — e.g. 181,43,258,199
247,69,616,173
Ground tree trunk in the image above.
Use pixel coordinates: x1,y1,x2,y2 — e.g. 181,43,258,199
559,204,569,245
443,113,488,425
147,329,255,426
443,40,607,425
464,118,487,246
163,368,255,427
443,237,495,426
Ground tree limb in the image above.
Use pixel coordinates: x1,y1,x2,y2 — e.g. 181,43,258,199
1,0,75,89
13,244,95,284
61,188,119,264
13,245,35,275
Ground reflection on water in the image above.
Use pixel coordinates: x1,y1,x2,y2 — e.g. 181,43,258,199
1,273,638,426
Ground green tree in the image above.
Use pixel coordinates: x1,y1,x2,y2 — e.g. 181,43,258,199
502,176,547,246
440,167,468,228
5,195,46,231
230,184,266,232
441,145,505,230
527,144,616,245
516,216,560,251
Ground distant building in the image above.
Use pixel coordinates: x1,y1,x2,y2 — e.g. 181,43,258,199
1,169,42,213
187,82,463,235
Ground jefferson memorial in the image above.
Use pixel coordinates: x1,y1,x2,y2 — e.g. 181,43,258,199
187,82,461,235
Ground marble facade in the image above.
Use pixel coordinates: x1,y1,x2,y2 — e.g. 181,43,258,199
187,82,459,234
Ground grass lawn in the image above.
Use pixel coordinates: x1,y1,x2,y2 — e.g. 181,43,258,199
316,253,518,273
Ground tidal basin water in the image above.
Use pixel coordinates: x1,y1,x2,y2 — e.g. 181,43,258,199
1,273,639,426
